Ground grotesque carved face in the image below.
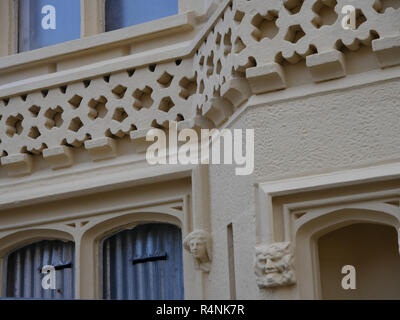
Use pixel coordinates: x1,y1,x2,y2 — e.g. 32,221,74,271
183,230,212,272
254,242,296,288
189,237,207,259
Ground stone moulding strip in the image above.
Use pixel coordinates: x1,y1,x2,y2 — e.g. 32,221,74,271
0,195,186,232
0,157,196,211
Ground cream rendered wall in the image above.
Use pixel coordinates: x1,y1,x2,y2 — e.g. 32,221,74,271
206,77,400,299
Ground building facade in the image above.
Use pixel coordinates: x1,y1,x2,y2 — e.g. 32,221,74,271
0,0,399,299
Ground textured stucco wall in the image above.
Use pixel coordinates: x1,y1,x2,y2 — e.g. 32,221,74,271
206,78,400,299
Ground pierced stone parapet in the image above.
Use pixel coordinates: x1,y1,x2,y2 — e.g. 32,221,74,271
1,0,399,176
193,0,400,118
0,59,197,167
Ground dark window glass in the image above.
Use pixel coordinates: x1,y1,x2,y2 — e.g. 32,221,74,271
105,0,179,32
19,0,81,52
102,223,184,300
5,240,75,299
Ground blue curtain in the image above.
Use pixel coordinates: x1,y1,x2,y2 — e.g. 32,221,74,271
102,223,184,300
6,240,75,299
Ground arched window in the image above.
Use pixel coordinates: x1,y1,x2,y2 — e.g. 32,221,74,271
102,223,184,300
5,240,75,299
105,0,179,32
19,0,81,52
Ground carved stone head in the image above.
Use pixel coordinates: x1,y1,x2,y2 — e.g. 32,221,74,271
254,242,296,288
183,230,212,272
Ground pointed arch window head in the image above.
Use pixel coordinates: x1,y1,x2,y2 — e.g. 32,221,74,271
18,0,81,52
105,0,179,32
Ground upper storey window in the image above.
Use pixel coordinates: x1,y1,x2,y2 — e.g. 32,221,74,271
105,0,179,32
18,0,81,52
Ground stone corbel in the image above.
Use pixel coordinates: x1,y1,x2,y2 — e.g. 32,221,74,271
246,63,287,94
221,77,252,109
183,230,212,273
306,50,346,82
177,115,214,132
254,242,296,289
84,137,117,161
372,35,400,68
202,97,234,126
0,153,33,177
130,128,154,153
43,146,74,170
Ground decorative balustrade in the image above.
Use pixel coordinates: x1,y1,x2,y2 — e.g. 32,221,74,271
0,0,399,176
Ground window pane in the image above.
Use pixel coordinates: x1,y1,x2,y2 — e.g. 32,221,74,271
19,0,81,52
105,0,179,32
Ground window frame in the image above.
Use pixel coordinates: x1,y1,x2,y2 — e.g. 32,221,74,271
0,165,210,299
0,0,210,57
257,165,400,299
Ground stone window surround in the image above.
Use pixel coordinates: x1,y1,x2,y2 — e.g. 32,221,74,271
0,0,211,57
0,0,227,99
256,162,400,299
0,0,213,90
0,164,212,299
